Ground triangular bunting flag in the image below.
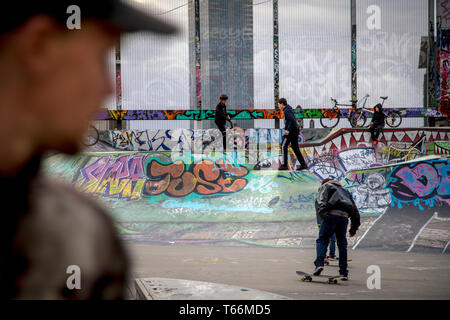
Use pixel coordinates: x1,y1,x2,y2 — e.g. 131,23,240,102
363,132,371,143
384,131,394,142
432,131,438,140
353,132,363,142
333,137,342,150
406,131,417,142
343,134,351,149
425,131,432,141
402,133,412,143
436,132,441,140
394,131,405,142
325,142,332,154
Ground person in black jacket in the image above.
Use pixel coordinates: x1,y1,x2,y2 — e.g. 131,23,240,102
369,104,385,145
313,178,360,280
278,98,307,170
215,94,232,151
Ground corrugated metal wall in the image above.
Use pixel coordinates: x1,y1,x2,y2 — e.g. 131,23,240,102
120,0,190,130
97,0,427,130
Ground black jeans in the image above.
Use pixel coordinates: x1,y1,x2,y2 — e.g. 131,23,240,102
369,124,383,141
314,214,349,276
281,129,307,167
216,123,226,151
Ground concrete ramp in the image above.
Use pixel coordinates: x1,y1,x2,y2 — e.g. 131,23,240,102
135,278,291,300
354,206,437,251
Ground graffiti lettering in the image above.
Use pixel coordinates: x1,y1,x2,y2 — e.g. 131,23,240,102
387,160,450,209
144,158,249,197
75,155,146,201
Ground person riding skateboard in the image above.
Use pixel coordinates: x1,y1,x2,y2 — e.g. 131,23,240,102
369,104,385,145
316,206,338,262
215,94,232,151
313,178,360,280
277,98,307,171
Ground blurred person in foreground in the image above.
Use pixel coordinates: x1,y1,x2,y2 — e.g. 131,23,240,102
0,1,177,299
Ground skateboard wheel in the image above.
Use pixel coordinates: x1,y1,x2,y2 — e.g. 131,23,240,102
333,280,338,284
307,277,312,282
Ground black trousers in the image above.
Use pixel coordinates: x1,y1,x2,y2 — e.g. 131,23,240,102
216,123,226,151
369,124,383,141
281,129,307,167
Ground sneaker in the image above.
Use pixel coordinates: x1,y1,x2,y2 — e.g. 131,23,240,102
340,274,348,281
278,165,289,171
296,165,307,171
313,266,324,276
373,140,378,145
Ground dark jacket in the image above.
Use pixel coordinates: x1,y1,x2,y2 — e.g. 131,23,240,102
215,102,228,126
283,105,299,132
0,154,128,299
315,180,360,234
371,104,385,127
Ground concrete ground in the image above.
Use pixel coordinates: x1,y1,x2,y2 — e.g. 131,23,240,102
124,242,450,300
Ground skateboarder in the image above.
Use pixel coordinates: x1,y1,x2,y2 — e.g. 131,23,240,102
313,178,360,280
215,94,232,151
277,98,307,171
369,104,385,145
315,198,338,261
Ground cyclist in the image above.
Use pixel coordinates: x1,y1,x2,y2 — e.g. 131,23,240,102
369,104,385,145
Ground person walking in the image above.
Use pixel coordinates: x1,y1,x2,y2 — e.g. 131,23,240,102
215,94,232,151
313,178,360,280
278,98,307,170
369,104,385,145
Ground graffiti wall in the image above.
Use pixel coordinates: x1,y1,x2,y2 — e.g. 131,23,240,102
43,148,450,251
93,107,445,121
45,152,321,223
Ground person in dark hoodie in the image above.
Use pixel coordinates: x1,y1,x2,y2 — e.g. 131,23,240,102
277,98,307,171
369,104,385,145
215,94,233,151
313,178,360,280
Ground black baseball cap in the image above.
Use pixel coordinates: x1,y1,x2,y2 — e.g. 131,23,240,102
0,0,178,35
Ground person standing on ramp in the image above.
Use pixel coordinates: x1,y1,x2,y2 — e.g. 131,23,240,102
278,98,307,170
215,94,232,151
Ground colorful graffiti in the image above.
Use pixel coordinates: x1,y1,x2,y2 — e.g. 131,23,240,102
337,147,378,172
75,155,146,201
378,137,425,164
93,107,444,121
143,158,249,197
387,160,450,209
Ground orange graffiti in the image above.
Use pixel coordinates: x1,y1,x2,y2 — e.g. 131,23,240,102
144,159,249,197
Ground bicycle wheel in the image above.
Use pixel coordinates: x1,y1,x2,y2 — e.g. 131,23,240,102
386,110,402,128
350,110,367,128
320,109,340,128
82,125,99,147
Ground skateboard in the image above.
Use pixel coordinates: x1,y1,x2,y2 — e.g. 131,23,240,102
324,258,352,266
296,270,340,284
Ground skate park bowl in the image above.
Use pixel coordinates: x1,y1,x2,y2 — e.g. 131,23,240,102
43,127,450,255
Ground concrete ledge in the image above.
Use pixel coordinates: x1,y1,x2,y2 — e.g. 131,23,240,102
135,277,291,300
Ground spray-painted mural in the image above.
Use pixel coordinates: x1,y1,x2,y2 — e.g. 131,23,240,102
387,160,450,209
93,107,444,121
44,127,450,252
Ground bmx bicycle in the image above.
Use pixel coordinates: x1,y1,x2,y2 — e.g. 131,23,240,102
320,94,402,129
